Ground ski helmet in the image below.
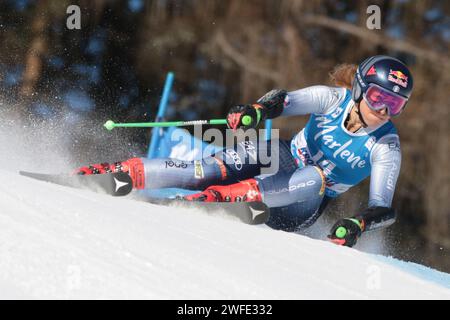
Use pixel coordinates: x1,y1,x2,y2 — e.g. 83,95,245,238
352,55,413,116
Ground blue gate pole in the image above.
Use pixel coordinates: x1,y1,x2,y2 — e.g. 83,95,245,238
265,119,272,140
147,72,175,158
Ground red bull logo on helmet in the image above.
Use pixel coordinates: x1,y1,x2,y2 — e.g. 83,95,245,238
388,69,408,88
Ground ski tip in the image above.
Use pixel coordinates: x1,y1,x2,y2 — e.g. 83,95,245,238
19,170,45,178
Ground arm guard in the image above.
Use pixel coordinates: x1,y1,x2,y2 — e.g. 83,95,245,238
355,206,396,232
256,89,287,120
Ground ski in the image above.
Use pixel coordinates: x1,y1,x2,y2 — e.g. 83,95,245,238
19,171,270,224
19,171,133,197
145,198,270,225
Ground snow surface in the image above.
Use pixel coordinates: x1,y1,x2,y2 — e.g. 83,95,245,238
0,169,449,299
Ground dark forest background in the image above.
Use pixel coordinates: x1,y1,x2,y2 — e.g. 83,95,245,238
0,0,449,272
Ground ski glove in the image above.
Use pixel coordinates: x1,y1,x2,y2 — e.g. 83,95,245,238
328,218,365,247
226,104,263,130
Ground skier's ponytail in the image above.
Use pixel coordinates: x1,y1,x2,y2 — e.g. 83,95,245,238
329,63,357,90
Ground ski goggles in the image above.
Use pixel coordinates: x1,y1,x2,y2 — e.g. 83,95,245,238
363,84,408,117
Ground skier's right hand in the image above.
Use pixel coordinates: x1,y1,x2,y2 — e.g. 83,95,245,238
226,104,262,130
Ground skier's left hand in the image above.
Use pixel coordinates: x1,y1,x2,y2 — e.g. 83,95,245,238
328,218,365,247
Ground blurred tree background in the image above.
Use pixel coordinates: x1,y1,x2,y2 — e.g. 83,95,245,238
0,0,449,272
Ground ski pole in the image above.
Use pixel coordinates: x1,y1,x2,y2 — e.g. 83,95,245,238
104,116,253,131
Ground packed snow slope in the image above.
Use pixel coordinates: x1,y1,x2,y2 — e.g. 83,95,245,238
0,169,449,299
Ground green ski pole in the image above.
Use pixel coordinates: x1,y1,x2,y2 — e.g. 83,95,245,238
104,115,253,131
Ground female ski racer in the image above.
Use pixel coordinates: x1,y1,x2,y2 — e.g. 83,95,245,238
76,55,413,247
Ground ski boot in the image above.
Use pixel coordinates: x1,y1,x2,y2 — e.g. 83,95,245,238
184,178,262,202
74,157,145,189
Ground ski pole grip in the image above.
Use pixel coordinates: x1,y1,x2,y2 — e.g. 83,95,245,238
241,115,253,126
335,226,347,239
